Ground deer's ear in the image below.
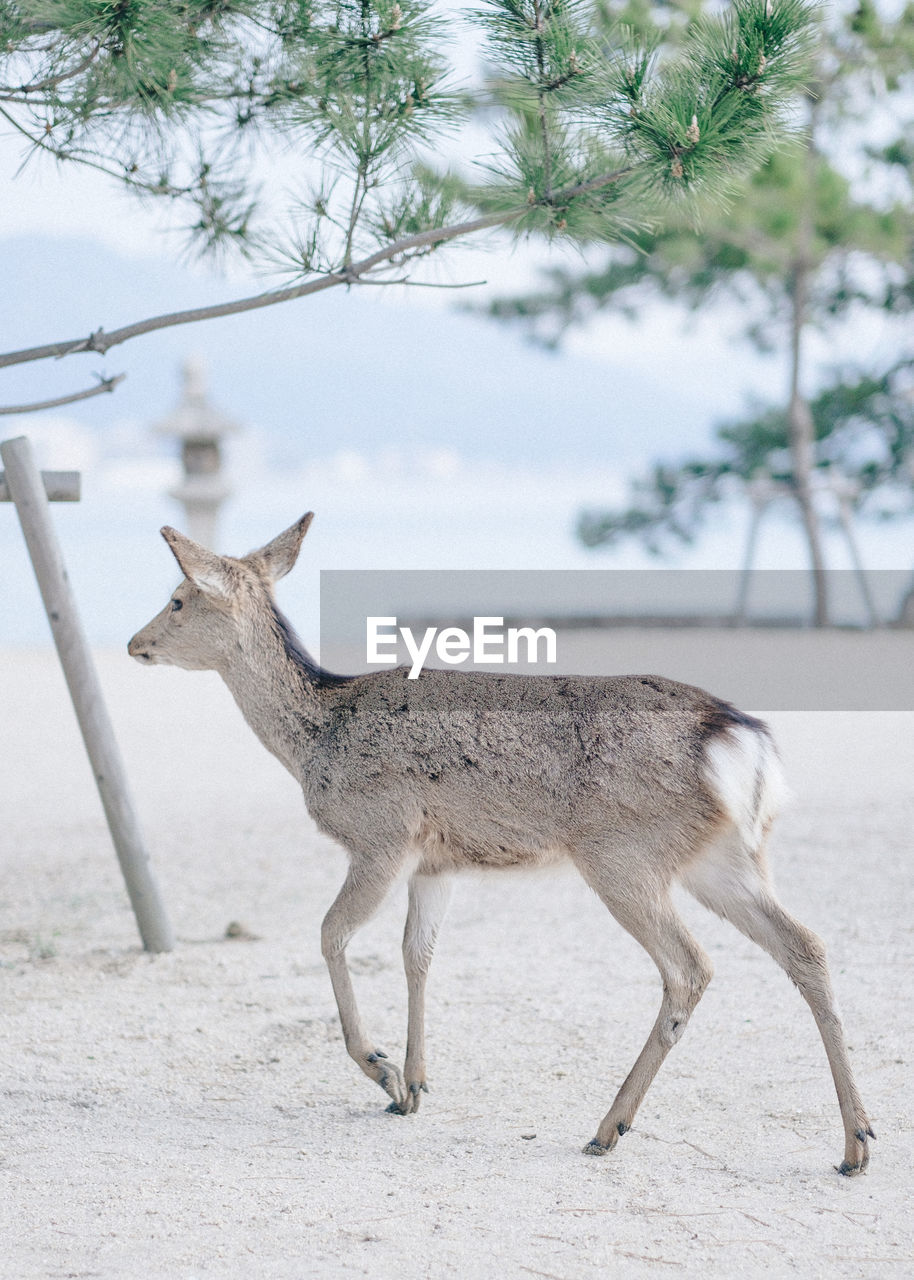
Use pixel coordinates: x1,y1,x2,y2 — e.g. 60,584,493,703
247,512,313,583
161,527,234,598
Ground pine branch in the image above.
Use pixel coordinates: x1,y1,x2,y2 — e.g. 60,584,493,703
0,169,630,371
0,0,820,394
533,1,555,201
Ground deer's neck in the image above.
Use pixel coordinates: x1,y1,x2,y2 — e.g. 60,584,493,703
220,606,333,781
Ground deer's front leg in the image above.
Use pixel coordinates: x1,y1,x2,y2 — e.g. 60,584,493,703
389,872,453,1115
321,856,409,1109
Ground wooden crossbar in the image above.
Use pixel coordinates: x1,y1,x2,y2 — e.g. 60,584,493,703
0,469,81,502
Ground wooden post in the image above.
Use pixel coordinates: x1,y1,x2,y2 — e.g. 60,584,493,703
1,435,174,953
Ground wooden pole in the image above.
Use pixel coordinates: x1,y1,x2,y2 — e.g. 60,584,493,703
1,435,174,953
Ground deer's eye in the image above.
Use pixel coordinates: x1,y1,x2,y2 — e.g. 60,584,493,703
171,598,183,612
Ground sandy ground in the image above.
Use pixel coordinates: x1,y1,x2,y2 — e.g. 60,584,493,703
2,638,913,1279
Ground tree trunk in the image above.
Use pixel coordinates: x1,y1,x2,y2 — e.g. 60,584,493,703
787,337,829,625
788,111,829,627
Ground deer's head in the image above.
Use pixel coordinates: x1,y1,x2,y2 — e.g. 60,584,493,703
128,514,313,672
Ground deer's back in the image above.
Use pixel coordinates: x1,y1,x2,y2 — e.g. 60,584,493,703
303,668,760,871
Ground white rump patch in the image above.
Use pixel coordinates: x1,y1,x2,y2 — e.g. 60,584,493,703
704,725,790,849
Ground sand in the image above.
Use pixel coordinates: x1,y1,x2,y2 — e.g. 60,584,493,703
1,641,913,1279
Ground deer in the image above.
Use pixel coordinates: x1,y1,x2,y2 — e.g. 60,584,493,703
128,513,874,1175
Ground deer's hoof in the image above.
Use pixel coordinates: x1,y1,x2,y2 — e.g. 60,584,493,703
366,1052,407,1108
385,1080,427,1116
837,1123,875,1176
583,1120,629,1156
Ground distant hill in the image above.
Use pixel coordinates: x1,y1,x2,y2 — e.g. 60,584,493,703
1,236,710,466
0,235,744,647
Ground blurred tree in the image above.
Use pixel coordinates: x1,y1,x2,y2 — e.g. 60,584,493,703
482,0,914,623
577,358,914,540
577,360,914,621
0,0,815,410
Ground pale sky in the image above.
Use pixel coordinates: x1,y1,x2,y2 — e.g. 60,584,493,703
2,38,913,649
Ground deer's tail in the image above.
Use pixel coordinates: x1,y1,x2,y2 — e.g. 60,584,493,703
703,720,790,851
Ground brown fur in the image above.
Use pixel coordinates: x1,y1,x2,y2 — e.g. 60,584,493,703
127,515,873,1174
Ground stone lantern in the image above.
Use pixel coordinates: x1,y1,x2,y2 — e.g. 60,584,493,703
153,359,239,550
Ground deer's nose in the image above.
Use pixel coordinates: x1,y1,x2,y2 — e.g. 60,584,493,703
128,633,152,660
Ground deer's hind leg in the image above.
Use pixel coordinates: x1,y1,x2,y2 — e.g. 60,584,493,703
680,830,874,1175
573,848,713,1156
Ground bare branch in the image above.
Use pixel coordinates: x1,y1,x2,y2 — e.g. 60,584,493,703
0,41,101,96
0,103,195,198
0,373,126,415
0,167,632,371
542,67,582,94
387,277,489,288
533,3,554,203
357,275,489,287
555,169,634,201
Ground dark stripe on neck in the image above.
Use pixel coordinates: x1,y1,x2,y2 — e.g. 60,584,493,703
270,602,354,688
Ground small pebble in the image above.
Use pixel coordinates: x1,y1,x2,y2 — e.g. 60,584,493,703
225,920,259,941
